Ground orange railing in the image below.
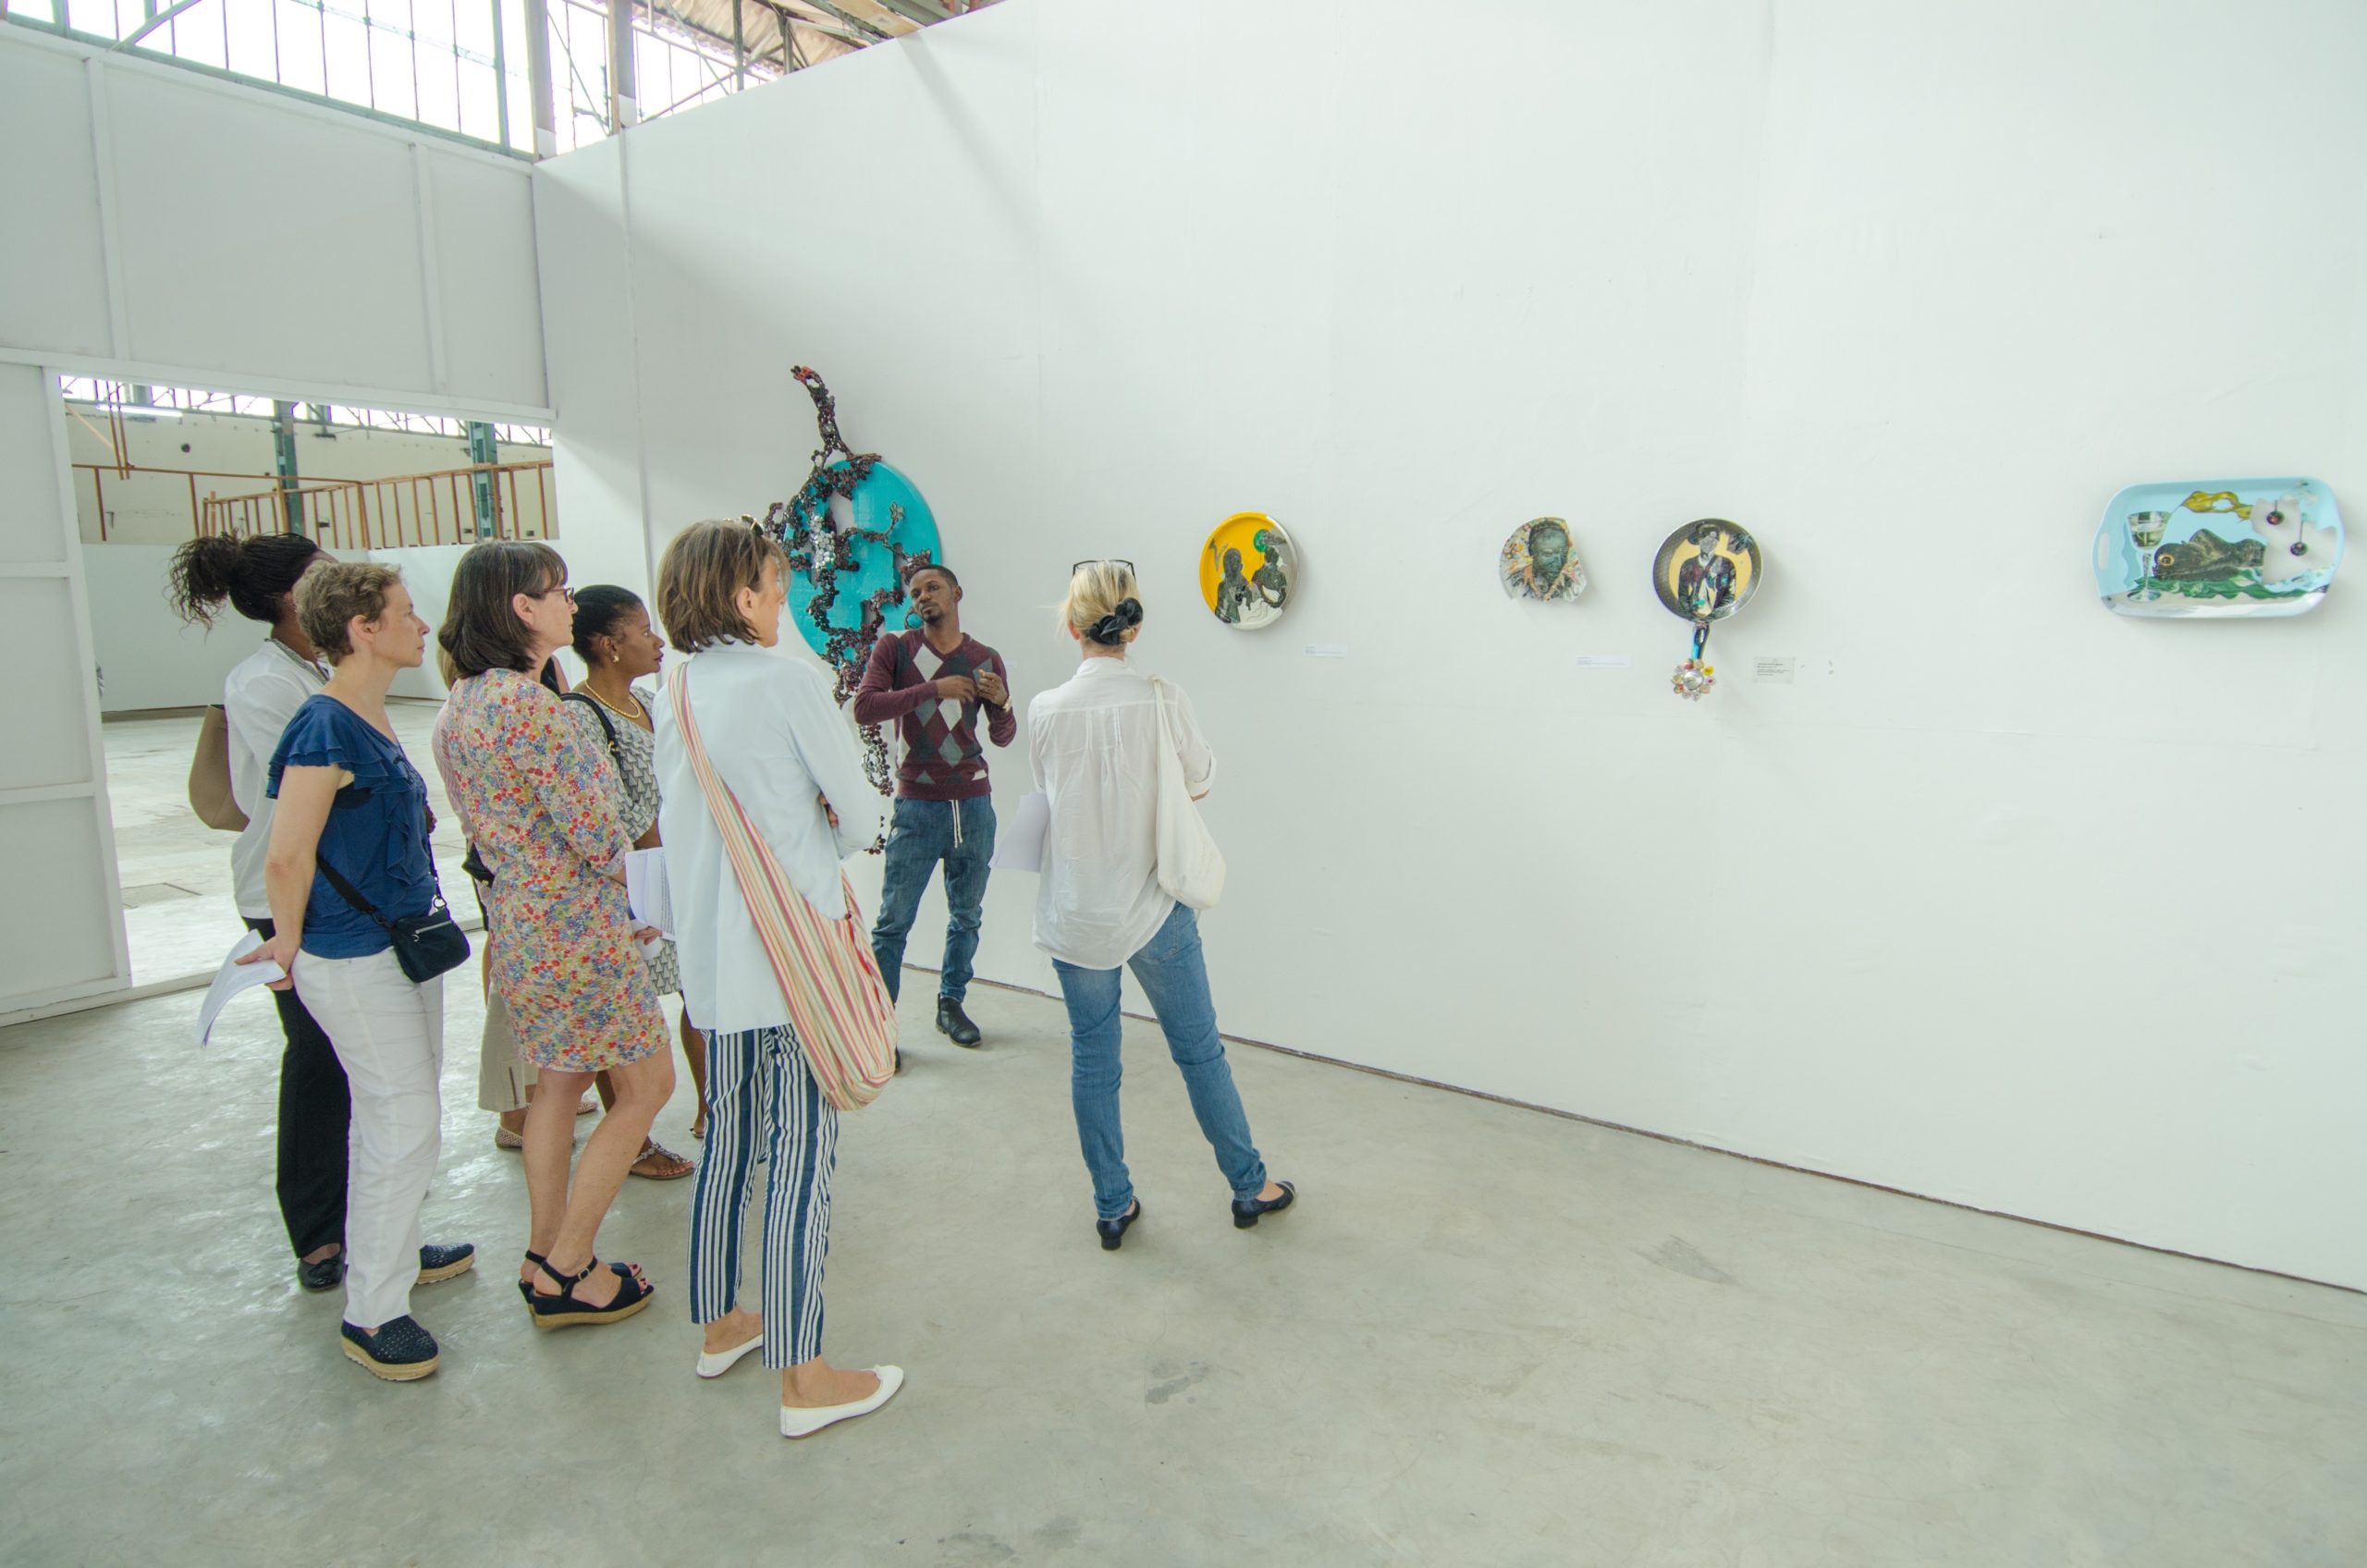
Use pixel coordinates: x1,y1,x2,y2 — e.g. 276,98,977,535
77,463,277,543
198,461,558,550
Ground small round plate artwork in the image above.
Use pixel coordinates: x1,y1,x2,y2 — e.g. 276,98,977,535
1199,512,1297,630
1500,517,1588,601
1652,519,1762,623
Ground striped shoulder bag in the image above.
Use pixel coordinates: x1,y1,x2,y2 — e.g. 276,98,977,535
667,661,897,1111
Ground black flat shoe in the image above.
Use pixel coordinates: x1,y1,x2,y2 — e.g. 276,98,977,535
417,1243,476,1285
341,1316,440,1381
299,1253,345,1292
936,998,983,1047
1097,1199,1142,1251
1232,1181,1296,1229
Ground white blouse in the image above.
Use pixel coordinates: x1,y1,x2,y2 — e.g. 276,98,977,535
653,641,889,1035
1027,656,1215,971
224,636,329,919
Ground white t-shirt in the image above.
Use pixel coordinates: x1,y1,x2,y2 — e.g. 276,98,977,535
652,641,890,1035
223,636,329,920
1027,656,1215,971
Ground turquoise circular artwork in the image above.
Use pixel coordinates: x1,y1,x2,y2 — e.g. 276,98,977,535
786,459,943,662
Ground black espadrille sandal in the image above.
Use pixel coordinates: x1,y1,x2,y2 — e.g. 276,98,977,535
519,1250,636,1313
416,1243,476,1285
526,1256,654,1330
341,1316,440,1381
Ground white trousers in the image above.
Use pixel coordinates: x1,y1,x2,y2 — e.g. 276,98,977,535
294,949,445,1332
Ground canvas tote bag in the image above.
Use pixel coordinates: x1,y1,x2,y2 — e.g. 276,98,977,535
1148,676,1224,910
188,705,249,831
667,662,896,1111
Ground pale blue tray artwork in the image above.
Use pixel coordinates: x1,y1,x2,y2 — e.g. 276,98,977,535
2093,477,2343,619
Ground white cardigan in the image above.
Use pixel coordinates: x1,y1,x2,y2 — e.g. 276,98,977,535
653,641,889,1035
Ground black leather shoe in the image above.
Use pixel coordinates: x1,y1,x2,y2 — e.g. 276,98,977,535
1097,1199,1142,1251
1232,1181,1296,1229
936,998,983,1047
299,1253,345,1292
417,1243,477,1285
340,1316,441,1381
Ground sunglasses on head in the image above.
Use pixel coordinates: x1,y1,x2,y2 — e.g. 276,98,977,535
1072,558,1135,576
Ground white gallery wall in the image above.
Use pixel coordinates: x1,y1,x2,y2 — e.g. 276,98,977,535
0,363,130,1013
0,27,549,1014
0,30,549,417
80,542,465,714
550,0,2366,1288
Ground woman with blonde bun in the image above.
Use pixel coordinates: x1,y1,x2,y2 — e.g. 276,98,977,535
1027,560,1294,1252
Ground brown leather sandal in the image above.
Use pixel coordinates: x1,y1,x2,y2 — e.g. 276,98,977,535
629,1138,693,1180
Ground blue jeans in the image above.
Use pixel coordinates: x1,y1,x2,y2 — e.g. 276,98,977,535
1052,902,1268,1220
870,795,997,1005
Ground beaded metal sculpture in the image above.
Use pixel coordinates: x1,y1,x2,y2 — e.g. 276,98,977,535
754,367,943,802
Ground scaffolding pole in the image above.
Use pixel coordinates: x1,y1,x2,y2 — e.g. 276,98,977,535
490,0,512,151
608,0,640,130
467,422,500,539
272,400,305,535
523,0,559,156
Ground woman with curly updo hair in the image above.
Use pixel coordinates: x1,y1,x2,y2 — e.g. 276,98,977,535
167,532,351,1293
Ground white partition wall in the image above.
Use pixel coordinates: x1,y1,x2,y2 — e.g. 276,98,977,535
0,26,551,1011
532,0,2367,1288
0,27,548,417
0,365,131,1011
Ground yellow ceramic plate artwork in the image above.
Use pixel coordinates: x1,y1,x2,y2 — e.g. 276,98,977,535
1198,512,1297,630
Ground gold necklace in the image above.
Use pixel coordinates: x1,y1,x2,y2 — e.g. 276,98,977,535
584,681,646,724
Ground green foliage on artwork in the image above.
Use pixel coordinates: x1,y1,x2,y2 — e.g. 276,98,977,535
2128,573,2306,603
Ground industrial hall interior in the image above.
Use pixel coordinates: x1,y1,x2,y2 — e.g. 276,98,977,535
2,0,2362,1564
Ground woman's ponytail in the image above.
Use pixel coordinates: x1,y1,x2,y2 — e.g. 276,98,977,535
166,533,324,627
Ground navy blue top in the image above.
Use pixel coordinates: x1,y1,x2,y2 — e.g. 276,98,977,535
266,695,436,959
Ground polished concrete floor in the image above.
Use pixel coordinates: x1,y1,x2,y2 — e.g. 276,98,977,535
103,704,470,986
2,966,2363,1568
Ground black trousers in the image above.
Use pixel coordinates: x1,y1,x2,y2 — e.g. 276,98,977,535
244,917,351,1259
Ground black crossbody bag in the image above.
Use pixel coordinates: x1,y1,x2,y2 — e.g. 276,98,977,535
559,690,624,763
315,855,471,984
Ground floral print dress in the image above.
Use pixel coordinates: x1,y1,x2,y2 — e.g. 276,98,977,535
435,667,666,1072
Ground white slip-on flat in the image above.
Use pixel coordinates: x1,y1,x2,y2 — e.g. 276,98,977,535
696,1334,765,1379
779,1366,904,1439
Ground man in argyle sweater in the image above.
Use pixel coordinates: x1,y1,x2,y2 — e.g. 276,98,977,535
852,564,1014,1047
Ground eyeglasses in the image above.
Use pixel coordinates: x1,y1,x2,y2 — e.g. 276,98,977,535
1072,558,1135,576
531,585,575,604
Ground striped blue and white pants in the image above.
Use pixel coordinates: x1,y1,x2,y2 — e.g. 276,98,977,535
688,1023,839,1370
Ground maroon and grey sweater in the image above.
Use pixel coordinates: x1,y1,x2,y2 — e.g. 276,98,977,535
851,629,1015,801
